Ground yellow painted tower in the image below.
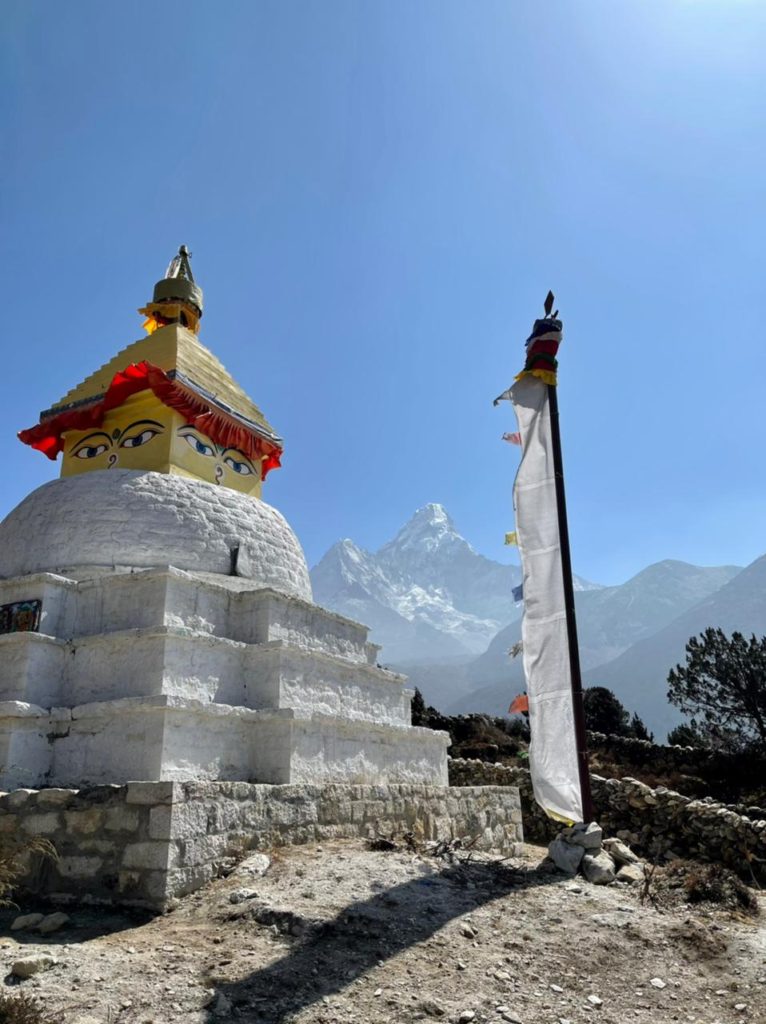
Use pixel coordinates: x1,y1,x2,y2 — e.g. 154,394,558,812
19,247,282,498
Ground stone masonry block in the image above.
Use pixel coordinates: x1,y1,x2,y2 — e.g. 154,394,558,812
125,781,179,806
148,802,213,841
77,839,117,856
166,800,214,839
64,809,104,834
122,841,178,871
1,790,37,812
165,864,215,899
57,856,104,879
207,800,245,832
139,870,174,903
35,789,76,808
103,806,140,832
179,833,230,867
20,813,60,835
148,805,173,841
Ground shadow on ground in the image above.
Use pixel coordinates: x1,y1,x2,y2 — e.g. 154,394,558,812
206,854,559,1023
0,904,153,947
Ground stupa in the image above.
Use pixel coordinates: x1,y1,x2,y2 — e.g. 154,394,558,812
1,248,448,790
0,250,521,909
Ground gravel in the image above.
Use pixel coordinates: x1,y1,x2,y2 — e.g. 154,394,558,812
0,839,763,1024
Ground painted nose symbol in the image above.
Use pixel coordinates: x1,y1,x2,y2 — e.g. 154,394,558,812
107,453,118,468
215,464,223,483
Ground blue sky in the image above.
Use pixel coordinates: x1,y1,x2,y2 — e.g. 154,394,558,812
2,1,764,586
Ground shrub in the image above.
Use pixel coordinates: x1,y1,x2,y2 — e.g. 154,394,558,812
664,860,758,916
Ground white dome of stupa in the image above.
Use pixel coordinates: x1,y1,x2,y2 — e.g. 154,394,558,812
0,469,312,601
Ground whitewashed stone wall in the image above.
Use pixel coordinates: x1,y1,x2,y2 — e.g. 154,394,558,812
0,563,448,790
2,782,523,910
0,698,449,790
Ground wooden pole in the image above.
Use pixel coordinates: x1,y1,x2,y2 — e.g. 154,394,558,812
546,382,595,823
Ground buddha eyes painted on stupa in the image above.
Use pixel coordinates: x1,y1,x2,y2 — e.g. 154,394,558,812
224,454,255,476
177,426,257,477
70,420,165,461
60,398,264,496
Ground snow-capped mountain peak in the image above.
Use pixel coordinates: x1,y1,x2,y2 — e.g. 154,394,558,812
311,504,523,660
379,503,471,560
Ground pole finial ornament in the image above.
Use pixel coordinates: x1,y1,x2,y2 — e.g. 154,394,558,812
512,291,562,387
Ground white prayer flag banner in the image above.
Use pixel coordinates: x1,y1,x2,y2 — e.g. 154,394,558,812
510,374,583,824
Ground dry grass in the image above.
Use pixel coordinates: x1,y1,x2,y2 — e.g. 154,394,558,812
0,834,56,908
0,991,61,1024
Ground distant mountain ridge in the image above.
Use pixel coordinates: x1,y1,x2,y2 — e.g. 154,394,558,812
587,554,766,737
449,559,742,732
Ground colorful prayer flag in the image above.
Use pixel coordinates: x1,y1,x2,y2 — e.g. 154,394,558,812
512,583,524,602
509,693,529,714
504,531,518,546
502,432,522,445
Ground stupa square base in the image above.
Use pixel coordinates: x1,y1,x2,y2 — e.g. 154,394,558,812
0,697,449,791
1,782,523,911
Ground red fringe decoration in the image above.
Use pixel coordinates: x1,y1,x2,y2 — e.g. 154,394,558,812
18,361,282,481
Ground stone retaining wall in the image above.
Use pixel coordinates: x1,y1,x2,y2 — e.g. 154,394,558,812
2,782,522,911
587,732,766,795
587,732,705,773
449,758,766,881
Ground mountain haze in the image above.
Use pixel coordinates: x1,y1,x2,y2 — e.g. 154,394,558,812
449,559,742,732
465,559,742,684
588,554,766,737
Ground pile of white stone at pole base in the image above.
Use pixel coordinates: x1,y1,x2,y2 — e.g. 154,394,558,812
547,822,645,885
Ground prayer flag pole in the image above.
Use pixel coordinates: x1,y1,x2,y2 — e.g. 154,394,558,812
495,291,594,824
545,374,595,823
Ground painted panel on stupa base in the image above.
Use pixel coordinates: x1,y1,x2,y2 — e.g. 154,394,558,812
60,392,262,497
0,599,42,634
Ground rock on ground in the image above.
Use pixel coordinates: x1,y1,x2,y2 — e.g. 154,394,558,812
11,955,57,978
581,850,617,885
548,837,585,874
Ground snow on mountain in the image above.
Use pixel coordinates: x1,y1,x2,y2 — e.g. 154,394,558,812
311,504,524,661
311,502,603,667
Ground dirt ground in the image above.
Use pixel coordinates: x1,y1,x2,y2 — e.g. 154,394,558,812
1,840,765,1024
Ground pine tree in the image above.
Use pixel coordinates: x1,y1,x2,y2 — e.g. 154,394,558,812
583,686,631,736
410,687,428,727
667,628,766,754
